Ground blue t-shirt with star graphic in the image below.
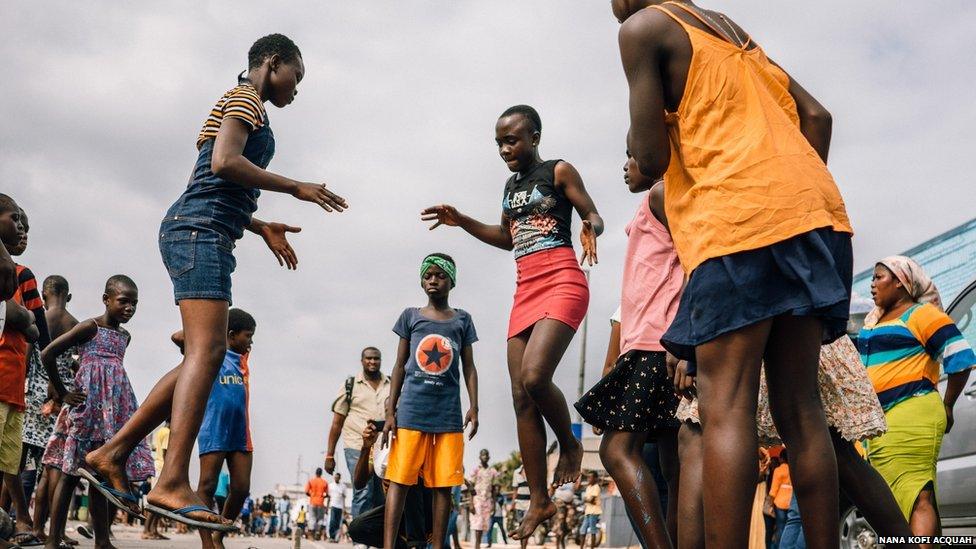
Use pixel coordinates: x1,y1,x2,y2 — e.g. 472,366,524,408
392,307,478,433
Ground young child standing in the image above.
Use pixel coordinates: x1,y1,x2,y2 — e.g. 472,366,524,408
422,106,603,538
575,152,680,548
31,276,79,543
0,197,75,548
380,253,479,549
85,33,348,529
181,308,256,549
40,275,154,549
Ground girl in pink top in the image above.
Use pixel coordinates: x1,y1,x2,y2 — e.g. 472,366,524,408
575,152,683,548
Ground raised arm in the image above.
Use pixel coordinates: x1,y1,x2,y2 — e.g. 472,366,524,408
211,118,347,212
619,11,672,180
461,345,479,439
381,337,411,448
40,318,96,403
421,205,514,252
352,423,380,490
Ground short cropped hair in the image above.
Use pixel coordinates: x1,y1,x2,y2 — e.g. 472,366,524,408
0,194,18,214
43,275,70,297
105,274,137,295
228,308,257,333
500,105,542,134
248,34,302,70
361,346,381,358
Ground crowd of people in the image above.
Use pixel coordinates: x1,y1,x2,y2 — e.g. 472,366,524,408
1,1,974,549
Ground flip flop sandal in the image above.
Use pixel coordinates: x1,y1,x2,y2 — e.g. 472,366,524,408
77,469,144,519
10,533,43,547
144,504,238,533
75,525,93,540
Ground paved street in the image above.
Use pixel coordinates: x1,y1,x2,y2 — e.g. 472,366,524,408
62,523,346,549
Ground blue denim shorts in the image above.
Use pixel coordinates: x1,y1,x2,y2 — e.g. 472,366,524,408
158,223,237,304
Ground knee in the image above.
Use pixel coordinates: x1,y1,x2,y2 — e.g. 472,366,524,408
230,478,250,497
187,339,227,369
598,443,629,474
511,388,535,414
520,370,549,399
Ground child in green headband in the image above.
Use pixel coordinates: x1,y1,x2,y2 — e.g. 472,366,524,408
381,252,480,549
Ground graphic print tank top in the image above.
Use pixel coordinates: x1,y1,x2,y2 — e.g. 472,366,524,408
502,159,574,260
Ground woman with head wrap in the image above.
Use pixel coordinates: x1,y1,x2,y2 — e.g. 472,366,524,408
858,255,975,538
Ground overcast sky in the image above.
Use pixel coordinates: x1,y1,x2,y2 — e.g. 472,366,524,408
3,1,975,494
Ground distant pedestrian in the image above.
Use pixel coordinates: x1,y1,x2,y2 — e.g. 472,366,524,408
305,467,329,538
325,346,390,518
328,473,345,541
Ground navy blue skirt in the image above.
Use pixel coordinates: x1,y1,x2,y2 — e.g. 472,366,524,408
661,227,853,362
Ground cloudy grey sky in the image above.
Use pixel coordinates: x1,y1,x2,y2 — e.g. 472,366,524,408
4,1,975,494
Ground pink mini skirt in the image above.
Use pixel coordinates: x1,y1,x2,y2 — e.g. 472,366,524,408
508,247,590,339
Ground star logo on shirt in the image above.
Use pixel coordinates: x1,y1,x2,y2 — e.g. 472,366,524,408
415,334,454,375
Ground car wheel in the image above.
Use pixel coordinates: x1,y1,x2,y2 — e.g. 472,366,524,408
839,505,878,549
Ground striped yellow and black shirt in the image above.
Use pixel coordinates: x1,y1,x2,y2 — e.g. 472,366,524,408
196,83,266,149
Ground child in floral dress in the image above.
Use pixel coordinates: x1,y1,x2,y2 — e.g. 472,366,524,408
40,275,154,549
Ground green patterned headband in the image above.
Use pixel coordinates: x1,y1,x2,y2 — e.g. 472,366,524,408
421,255,457,287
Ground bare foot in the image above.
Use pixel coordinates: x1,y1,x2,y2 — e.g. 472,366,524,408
93,542,118,549
84,447,140,515
146,483,230,526
510,500,557,540
553,439,583,486
63,534,80,545
154,533,170,540
31,529,48,542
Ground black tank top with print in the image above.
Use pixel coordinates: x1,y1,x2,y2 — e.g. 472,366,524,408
502,159,574,260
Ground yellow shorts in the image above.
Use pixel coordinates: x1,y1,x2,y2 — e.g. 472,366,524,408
0,402,24,475
385,428,464,488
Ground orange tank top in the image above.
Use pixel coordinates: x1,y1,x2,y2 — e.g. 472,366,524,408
650,2,852,273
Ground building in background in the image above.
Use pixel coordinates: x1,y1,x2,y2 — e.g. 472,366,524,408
850,217,976,331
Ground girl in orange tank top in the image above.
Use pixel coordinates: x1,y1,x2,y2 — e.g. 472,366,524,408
612,2,856,548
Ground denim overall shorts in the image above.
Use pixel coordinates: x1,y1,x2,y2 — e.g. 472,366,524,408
158,114,275,304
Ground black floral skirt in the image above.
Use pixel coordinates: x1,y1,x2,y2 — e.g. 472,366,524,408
574,350,679,432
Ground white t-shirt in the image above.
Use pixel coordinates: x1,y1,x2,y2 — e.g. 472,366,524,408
328,481,345,509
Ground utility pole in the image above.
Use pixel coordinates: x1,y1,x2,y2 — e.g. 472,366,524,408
575,269,590,426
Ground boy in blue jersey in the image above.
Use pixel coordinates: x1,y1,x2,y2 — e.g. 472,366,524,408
172,308,256,549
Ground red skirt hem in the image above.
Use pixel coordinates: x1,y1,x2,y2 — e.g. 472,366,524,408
508,247,589,339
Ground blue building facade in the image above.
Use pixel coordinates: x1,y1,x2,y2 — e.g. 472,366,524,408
852,217,976,308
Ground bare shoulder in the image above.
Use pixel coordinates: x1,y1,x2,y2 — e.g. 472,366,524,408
619,7,675,48
73,318,100,341
553,160,579,178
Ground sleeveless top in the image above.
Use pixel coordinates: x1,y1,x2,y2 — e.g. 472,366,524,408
162,77,276,241
502,159,574,260
650,2,852,273
620,193,684,354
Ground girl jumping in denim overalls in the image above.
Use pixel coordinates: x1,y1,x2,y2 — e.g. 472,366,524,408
85,33,347,530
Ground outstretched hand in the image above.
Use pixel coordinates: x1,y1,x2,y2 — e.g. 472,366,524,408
293,183,348,213
421,204,462,230
579,220,599,266
260,222,302,269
